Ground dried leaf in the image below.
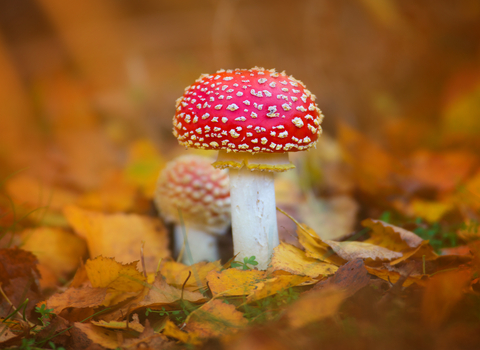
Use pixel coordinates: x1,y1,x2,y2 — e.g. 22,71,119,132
163,319,201,345
20,227,87,279
184,299,248,338
136,274,206,310
65,206,170,272
161,260,222,291
325,240,403,261
245,274,314,303
91,320,144,333
207,269,265,297
365,266,426,287
46,286,107,314
362,219,423,250
269,242,338,278
85,257,146,306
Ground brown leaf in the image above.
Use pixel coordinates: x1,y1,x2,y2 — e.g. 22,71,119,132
310,259,370,298
46,286,107,314
136,274,206,310
284,285,346,328
74,322,120,349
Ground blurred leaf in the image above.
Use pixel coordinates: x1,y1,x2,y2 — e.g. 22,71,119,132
206,269,265,297
161,260,222,292
64,205,170,271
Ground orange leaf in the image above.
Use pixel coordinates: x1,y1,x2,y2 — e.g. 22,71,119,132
206,269,265,297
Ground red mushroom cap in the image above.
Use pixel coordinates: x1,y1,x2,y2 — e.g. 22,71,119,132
173,67,323,154
154,155,230,235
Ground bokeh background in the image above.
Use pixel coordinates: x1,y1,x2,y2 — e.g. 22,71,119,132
1,0,480,244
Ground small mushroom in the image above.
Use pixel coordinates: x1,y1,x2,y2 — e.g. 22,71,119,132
173,68,324,269
154,155,231,264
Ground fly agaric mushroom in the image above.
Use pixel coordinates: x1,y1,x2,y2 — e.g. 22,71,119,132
154,155,230,264
173,68,323,269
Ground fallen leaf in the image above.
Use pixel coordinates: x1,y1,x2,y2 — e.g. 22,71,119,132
362,219,423,250
269,242,338,278
310,259,370,298
365,266,426,287
245,274,314,303
85,257,146,306
207,269,265,297
20,227,87,280
409,198,454,223
162,319,201,345
136,274,206,310
284,285,346,328
46,285,107,314
295,224,345,265
65,205,170,271
161,260,222,292
91,319,144,333
325,240,403,261
184,299,248,338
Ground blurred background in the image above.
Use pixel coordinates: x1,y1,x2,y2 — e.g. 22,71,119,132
1,0,480,248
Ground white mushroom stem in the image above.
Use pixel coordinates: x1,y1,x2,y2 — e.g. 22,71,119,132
229,166,280,270
174,225,220,265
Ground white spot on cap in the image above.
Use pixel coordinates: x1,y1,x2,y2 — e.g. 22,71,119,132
212,117,219,122
269,142,277,149
243,100,251,105
267,105,279,118
251,138,258,143
258,78,267,84
229,129,240,138
292,117,304,128
202,113,210,120
278,131,288,138
193,116,198,123
282,103,291,111
269,82,276,88
237,92,243,96
303,136,311,143
263,90,272,97
227,104,239,111
222,117,228,123
196,128,202,134
238,144,249,150
223,76,233,81
261,137,268,145
251,112,258,118
215,105,223,110
235,116,246,121
213,127,221,132
246,132,253,137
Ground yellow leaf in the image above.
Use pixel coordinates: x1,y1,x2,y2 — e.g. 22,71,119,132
136,274,206,309
64,205,170,272
163,319,201,345
185,299,248,338
161,260,222,291
46,286,107,314
284,286,346,328
362,219,423,251
85,257,145,306
91,320,144,333
365,266,426,287
206,269,265,297
409,199,454,223
20,227,87,279
246,274,314,303
270,242,338,278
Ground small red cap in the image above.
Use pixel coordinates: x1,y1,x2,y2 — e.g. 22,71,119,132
173,68,323,154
